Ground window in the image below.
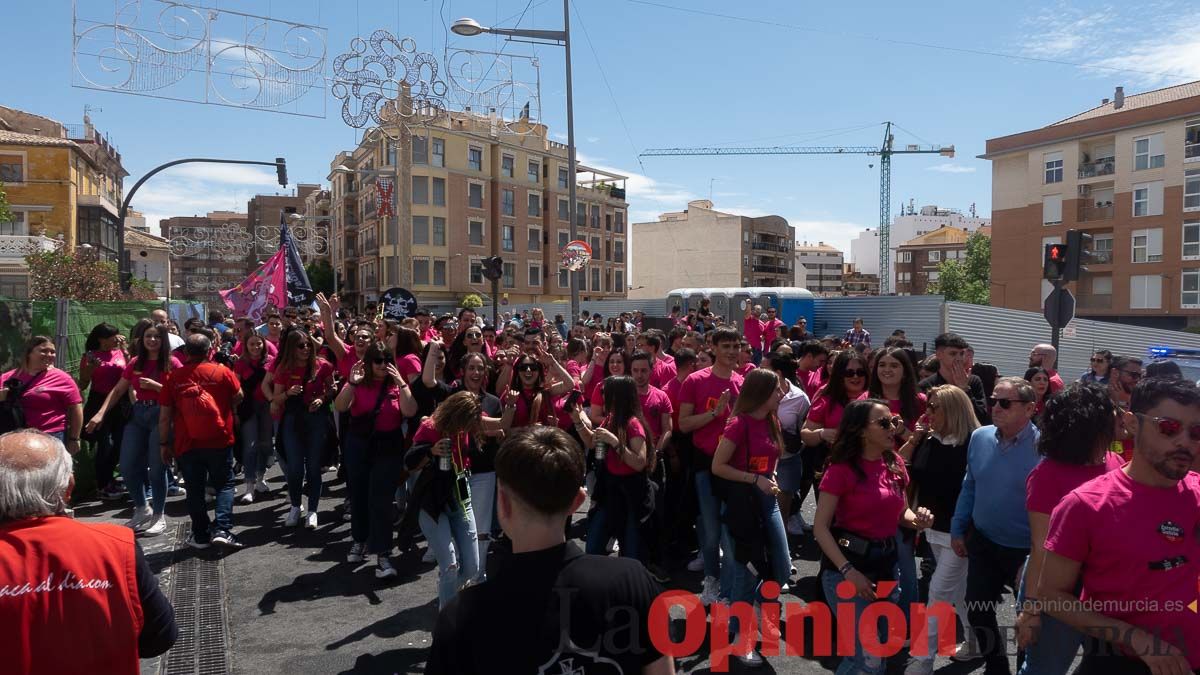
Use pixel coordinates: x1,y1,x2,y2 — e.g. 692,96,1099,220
1094,234,1113,263
558,167,569,189
1092,275,1113,295
469,260,484,284
502,189,514,216
413,258,430,285
558,198,569,220
606,269,613,292
528,192,541,217
1186,169,1200,211
946,250,961,260
433,259,446,286
615,211,625,233
468,183,484,208
386,142,398,166
0,210,26,236
576,202,586,227
1044,151,1063,184
432,177,446,206
529,264,542,287
928,250,941,262
412,216,429,245
1130,275,1163,309
590,205,600,228
615,270,624,292
528,160,540,182
0,153,25,183
528,227,541,251
558,268,569,288
1133,181,1164,217
605,214,612,231
503,262,516,288
898,272,911,282
1184,271,1200,308
502,225,514,252
591,267,601,292
1185,221,1200,260
558,231,570,249
590,236,601,257
605,240,611,262
432,138,445,167
614,240,624,262
1134,133,1165,170
1188,121,1200,160
1132,228,1163,263
468,147,483,171
412,136,428,165
928,271,940,281
1042,194,1063,225
502,154,514,177
412,176,429,205
898,251,912,263
468,220,484,246
432,217,446,246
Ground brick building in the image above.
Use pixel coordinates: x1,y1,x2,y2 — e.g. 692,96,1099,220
895,225,989,295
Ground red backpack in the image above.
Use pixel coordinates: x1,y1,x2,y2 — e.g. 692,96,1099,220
173,363,230,442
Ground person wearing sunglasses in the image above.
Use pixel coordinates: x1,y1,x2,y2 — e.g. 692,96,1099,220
800,350,869,480
270,330,336,530
1108,356,1145,463
1013,383,1124,675
1079,349,1112,385
1039,377,1200,675
950,377,1041,675
445,325,488,383
504,348,575,429
918,333,990,426
814,398,933,675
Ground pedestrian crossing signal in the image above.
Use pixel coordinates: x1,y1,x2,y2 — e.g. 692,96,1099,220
1044,243,1068,280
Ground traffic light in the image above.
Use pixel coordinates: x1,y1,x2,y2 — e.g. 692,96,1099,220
1044,243,1068,280
1063,229,1093,282
482,256,504,281
275,157,288,187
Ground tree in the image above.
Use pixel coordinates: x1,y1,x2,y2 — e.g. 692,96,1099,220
460,293,483,309
929,231,991,305
304,259,335,295
25,248,157,301
0,182,12,225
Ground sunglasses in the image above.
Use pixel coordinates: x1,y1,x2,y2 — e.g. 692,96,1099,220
844,368,868,378
1137,414,1200,442
873,416,900,430
466,332,483,339
296,343,311,350
989,397,1032,409
354,334,373,341
370,357,388,365
1090,357,1108,364
516,363,541,372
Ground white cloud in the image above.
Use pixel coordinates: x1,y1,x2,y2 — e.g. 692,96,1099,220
586,136,601,143
577,151,700,218
551,132,567,141
788,219,871,254
926,162,977,174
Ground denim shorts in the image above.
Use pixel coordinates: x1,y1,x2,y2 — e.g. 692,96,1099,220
775,453,804,494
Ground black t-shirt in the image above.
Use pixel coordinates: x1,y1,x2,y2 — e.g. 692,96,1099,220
907,435,970,532
427,541,665,674
412,377,452,419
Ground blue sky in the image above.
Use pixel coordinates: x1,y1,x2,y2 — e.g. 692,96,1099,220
8,0,1200,276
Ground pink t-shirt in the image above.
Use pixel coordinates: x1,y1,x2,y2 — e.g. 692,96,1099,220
677,367,744,455
603,416,646,477
336,352,361,382
232,354,275,403
564,359,583,382
412,417,471,472
83,349,126,394
663,376,685,429
820,456,910,540
798,369,823,399
650,358,677,390
273,358,334,406
884,394,927,431
582,362,604,401
511,388,558,427
1026,453,1124,514
1045,469,1200,667
762,318,786,345
234,339,278,359
344,380,405,432
122,356,183,404
721,413,780,475
0,368,82,433
395,353,423,383
638,385,673,442
743,316,765,351
807,391,867,432
736,362,756,378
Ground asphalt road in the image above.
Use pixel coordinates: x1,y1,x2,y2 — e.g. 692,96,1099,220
78,466,1020,675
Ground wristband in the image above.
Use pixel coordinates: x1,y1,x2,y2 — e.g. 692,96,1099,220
66,437,80,442
838,561,854,576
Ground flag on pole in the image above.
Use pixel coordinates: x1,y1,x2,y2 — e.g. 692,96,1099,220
280,222,313,307
376,176,395,217
219,248,287,321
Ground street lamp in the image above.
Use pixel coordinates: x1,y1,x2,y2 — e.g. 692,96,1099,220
451,3,581,320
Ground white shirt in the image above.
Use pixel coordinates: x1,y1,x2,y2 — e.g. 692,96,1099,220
777,380,810,434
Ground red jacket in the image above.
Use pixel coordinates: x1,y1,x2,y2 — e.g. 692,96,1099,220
0,517,143,675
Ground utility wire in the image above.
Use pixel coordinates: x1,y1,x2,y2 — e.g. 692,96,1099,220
570,0,645,172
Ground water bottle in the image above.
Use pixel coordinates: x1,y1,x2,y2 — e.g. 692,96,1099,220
594,440,608,461
438,438,453,471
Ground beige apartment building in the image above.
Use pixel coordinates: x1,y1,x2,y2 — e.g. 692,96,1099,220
327,110,630,311
894,225,990,296
629,200,794,300
984,82,1200,330
794,241,844,295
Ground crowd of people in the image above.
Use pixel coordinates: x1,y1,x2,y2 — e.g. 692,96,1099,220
3,297,1200,675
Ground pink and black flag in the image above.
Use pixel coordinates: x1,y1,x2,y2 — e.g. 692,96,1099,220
219,248,287,321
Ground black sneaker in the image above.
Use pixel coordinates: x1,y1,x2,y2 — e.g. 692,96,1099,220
645,563,670,584
185,533,211,550
212,531,244,549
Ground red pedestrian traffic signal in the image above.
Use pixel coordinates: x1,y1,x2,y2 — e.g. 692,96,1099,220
1044,243,1068,280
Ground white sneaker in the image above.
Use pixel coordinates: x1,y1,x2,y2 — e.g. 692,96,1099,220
125,505,152,530
347,542,366,563
375,555,398,579
950,641,983,663
687,554,704,572
903,658,934,675
787,512,808,535
238,486,254,504
254,478,270,493
699,576,720,606
735,647,764,667
305,511,318,530
285,506,301,527
606,538,619,555
138,514,167,536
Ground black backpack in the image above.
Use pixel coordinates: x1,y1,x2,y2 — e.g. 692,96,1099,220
0,371,47,434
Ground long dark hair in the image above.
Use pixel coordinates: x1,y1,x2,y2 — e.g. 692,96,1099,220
601,375,639,442
84,323,120,352
511,354,545,393
816,350,866,407
242,334,268,366
1038,383,1115,464
1024,366,1050,402
459,352,492,393
276,330,316,379
132,322,173,371
604,350,630,378
828,398,907,485
868,346,921,423
360,341,396,387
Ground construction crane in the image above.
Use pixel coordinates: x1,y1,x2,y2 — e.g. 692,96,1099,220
640,122,954,294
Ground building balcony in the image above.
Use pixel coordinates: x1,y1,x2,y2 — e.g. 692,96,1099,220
0,234,62,259
1078,204,1114,223
752,263,790,275
751,241,791,253
1077,293,1112,310
1089,249,1113,265
78,192,120,217
1078,158,1115,179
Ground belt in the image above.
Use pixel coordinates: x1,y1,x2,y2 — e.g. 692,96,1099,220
134,399,159,407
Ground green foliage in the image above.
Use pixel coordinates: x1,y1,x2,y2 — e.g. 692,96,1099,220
459,293,484,309
304,259,335,295
929,231,991,305
25,248,157,301
0,182,12,224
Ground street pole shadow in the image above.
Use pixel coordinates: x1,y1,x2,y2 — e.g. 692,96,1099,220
324,597,440,651
257,561,419,614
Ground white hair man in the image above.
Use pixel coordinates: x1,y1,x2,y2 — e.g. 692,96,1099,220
0,430,177,674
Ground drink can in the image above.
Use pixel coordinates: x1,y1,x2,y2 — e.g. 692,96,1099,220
439,454,453,472
594,441,607,461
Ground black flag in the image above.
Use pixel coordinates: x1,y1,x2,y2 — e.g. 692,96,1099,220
280,220,313,307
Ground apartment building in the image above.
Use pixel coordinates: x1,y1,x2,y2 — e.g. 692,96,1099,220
984,82,1200,330
894,225,990,295
161,211,250,307
247,184,324,263
629,200,794,300
327,110,630,311
842,263,880,296
849,203,989,292
795,241,844,296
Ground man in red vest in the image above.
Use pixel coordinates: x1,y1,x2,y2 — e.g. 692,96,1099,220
0,429,177,674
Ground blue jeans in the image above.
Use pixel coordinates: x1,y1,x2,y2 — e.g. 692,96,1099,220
177,446,235,542
418,499,479,610
468,471,496,580
281,410,328,512
722,489,791,640
239,400,272,484
694,470,735,597
585,500,641,560
1017,555,1083,674
821,568,900,675
895,529,919,623
119,403,167,515
343,435,403,555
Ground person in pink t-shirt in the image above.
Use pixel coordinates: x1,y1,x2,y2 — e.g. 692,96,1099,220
742,302,766,360
1041,377,1200,674
270,330,336,530
1015,382,1125,674
232,334,276,503
814,398,933,674
799,351,868,516
761,306,786,352
78,323,128,500
1,337,83,450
